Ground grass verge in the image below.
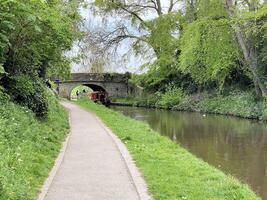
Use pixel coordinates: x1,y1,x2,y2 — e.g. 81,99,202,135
76,98,260,200
0,91,69,200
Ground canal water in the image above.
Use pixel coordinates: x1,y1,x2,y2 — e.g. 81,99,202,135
110,106,267,199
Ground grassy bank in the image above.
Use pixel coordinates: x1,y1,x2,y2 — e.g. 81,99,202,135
0,91,69,200
76,98,260,200
112,90,267,120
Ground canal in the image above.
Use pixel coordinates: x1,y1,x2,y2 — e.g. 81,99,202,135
111,106,267,199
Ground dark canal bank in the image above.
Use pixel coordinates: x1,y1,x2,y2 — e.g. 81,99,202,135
111,106,267,199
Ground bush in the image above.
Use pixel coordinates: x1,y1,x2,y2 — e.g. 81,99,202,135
199,91,262,118
133,95,159,108
261,107,267,120
158,86,186,109
0,87,9,103
4,75,48,117
173,93,204,111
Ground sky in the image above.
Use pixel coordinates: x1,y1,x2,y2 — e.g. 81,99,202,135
70,1,151,74
69,0,182,74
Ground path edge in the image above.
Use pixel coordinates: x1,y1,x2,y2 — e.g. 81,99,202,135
93,114,153,200
36,105,72,200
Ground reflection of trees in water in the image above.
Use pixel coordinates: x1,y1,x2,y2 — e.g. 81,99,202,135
111,106,267,199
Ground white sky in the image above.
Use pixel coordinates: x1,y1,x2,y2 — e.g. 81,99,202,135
70,0,182,74
70,1,151,74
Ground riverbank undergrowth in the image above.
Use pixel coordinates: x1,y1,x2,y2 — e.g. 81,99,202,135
0,91,69,200
76,98,260,200
112,90,267,120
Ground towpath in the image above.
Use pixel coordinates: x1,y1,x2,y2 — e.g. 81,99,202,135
39,101,150,200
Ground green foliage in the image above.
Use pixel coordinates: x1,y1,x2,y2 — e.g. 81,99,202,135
2,0,80,78
113,87,186,109
199,91,266,119
196,0,227,19
241,4,267,84
132,67,172,92
0,92,69,200
0,64,5,78
148,13,181,60
138,13,191,93
114,88,267,120
0,0,81,116
0,0,16,63
158,85,186,109
77,99,260,200
180,15,240,86
5,75,48,117
0,87,9,102
261,107,267,120
93,0,267,99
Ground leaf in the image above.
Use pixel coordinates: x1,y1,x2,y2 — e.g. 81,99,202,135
34,25,42,33
0,64,6,75
27,14,36,23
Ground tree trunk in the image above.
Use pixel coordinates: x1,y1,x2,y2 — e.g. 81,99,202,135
253,76,261,96
223,0,267,96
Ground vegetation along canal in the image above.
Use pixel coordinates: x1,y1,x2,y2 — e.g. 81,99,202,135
111,106,267,199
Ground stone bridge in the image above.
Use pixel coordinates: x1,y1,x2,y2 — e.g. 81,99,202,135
56,73,134,99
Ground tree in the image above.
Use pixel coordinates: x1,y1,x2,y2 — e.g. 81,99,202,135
88,0,188,91
0,0,81,116
179,0,241,88
91,0,267,97
222,0,267,96
92,0,182,57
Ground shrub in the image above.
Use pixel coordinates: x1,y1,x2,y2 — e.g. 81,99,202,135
0,87,9,103
261,108,267,120
199,91,261,118
158,86,186,109
4,74,48,117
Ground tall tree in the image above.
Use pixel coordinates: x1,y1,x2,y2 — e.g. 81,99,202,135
0,0,81,116
179,0,241,87
223,0,267,96
92,0,182,57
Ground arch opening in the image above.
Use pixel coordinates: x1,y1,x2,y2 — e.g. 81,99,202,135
70,84,109,104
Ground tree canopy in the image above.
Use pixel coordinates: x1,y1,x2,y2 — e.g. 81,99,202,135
91,0,267,96
180,0,241,87
0,0,81,116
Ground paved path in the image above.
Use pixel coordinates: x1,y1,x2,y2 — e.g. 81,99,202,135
42,102,144,200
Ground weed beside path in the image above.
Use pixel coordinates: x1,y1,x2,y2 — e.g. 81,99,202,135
77,99,260,200
0,93,69,200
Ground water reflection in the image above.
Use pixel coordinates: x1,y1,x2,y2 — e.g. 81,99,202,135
111,106,267,199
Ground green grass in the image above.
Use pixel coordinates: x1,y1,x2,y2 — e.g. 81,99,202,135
0,91,69,200
76,98,260,200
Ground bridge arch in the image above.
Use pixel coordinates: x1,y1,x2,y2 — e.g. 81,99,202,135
56,73,138,100
69,83,107,100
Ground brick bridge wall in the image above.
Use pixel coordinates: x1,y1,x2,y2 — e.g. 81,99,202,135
57,73,136,99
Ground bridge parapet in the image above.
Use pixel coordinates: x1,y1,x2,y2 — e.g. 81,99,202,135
56,72,136,99
67,73,130,83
